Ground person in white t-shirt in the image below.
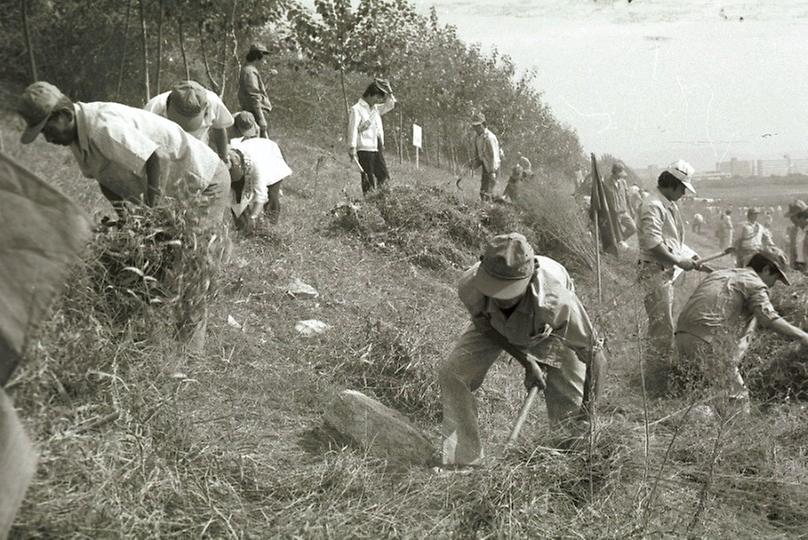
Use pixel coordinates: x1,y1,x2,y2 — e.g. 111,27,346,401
227,112,292,230
144,80,234,160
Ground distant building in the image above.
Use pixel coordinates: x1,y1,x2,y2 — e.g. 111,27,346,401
693,170,731,182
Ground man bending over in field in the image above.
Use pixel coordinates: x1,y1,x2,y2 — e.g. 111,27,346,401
439,233,607,467
17,81,230,353
675,248,808,415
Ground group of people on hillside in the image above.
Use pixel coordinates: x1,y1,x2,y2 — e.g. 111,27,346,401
5,44,808,530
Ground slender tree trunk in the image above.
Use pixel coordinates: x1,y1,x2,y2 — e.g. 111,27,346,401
178,17,190,80
218,0,239,97
198,22,220,94
139,0,150,101
115,0,133,99
339,65,349,125
155,0,164,92
21,0,38,82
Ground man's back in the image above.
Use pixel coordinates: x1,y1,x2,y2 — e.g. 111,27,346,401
676,268,777,342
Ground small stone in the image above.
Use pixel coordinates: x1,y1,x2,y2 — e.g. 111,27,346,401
286,278,319,299
295,319,330,337
227,315,242,329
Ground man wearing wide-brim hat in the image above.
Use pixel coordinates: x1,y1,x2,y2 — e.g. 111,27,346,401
238,43,275,138
502,155,533,203
785,199,808,271
675,247,808,415
463,112,501,202
636,160,702,390
144,80,234,160
603,161,637,245
438,233,607,466
734,205,777,267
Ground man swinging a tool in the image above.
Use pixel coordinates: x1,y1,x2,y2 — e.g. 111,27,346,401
438,233,608,467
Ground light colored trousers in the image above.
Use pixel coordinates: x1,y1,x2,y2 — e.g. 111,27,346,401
638,264,676,391
439,323,586,465
0,389,36,538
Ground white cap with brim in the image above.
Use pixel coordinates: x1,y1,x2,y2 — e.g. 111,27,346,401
665,159,696,194
472,232,535,299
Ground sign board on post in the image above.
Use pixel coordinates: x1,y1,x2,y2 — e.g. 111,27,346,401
412,124,422,169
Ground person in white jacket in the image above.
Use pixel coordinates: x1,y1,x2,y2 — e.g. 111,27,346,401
347,78,396,194
228,112,292,230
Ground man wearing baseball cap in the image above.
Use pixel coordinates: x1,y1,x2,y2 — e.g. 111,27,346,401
675,247,808,415
734,206,777,267
144,79,234,159
786,199,808,271
439,232,607,466
238,43,275,138
347,78,396,194
464,112,501,202
636,160,701,388
17,81,230,353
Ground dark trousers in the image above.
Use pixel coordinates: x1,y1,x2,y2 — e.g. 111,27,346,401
357,150,389,194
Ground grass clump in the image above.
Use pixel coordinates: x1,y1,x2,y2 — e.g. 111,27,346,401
334,317,442,423
744,274,808,401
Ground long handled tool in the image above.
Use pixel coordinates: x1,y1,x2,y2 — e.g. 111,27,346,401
506,385,540,445
696,246,735,265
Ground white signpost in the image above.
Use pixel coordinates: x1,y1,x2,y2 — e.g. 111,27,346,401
412,123,422,169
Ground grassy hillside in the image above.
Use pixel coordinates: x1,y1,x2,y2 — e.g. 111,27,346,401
4,124,808,538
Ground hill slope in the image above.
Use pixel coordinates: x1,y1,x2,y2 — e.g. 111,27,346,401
4,127,808,539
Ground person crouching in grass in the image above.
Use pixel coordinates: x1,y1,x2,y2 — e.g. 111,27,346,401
227,112,292,232
674,248,808,415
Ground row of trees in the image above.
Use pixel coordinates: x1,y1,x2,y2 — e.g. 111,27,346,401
3,0,586,182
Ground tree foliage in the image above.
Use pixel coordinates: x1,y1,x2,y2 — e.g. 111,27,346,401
1,0,586,182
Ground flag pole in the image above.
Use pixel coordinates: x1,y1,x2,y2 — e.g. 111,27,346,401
590,154,603,302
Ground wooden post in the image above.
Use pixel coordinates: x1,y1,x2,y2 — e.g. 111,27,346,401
398,108,403,164
415,147,419,170
593,204,602,302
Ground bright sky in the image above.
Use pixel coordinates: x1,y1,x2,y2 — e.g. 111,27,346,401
399,1,808,172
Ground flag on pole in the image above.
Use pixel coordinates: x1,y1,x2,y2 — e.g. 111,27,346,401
589,153,621,257
0,151,91,385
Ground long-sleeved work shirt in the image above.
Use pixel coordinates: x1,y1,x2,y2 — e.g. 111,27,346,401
238,63,272,127
676,268,781,343
637,187,686,267
735,222,774,256
472,128,500,174
457,256,597,363
347,96,396,152
230,137,292,205
604,175,629,214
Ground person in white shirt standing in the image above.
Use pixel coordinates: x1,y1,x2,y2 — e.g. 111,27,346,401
347,78,396,195
786,199,808,272
144,80,234,160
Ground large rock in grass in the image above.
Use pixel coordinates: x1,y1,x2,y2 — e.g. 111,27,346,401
324,390,435,465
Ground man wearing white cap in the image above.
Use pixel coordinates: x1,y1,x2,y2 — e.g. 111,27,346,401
734,207,776,267
675,248,808,414
502,155,532,203
439,233,607,466
636,160,701,388
144,80,234,160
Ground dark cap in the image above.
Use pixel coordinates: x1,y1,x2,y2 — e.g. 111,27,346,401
18,81,69,144
472,233,535,299
249,43,269,56
374,78,393,95
233,111,259,137
167,80,208,131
